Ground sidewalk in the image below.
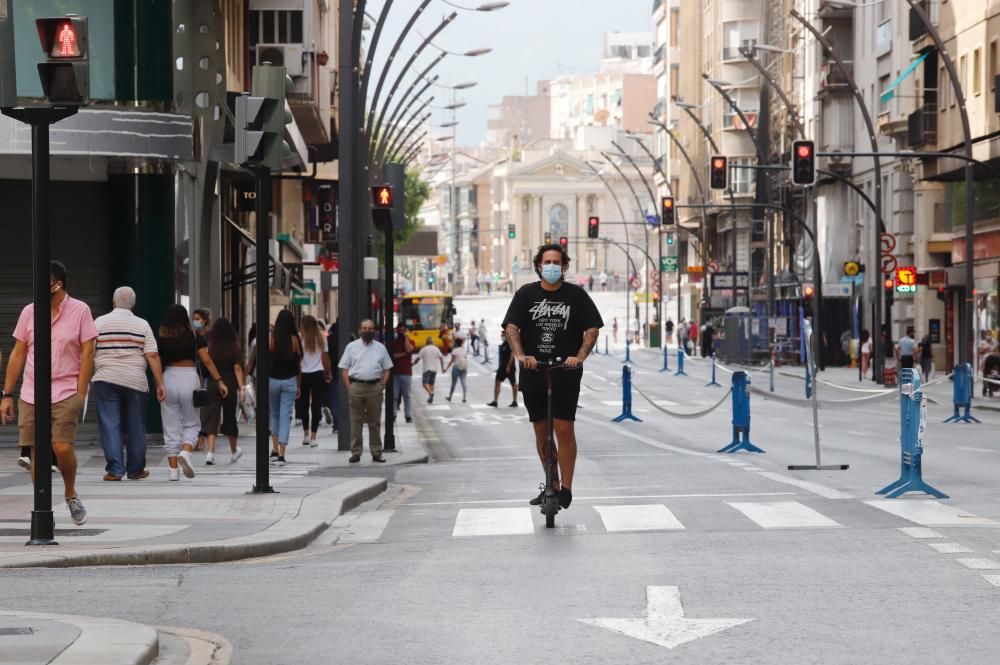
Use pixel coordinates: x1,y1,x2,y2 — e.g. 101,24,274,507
0,418,427,569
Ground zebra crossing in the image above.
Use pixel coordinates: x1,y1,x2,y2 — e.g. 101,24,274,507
440,499,998,539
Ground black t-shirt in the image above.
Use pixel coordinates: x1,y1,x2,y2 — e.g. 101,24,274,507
502,281,603,390
497,341,513,373
157,331,207,365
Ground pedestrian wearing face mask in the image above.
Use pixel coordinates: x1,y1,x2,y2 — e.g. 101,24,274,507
337,319,393,464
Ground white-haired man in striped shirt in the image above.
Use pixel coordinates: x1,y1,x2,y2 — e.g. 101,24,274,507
92,287,166,481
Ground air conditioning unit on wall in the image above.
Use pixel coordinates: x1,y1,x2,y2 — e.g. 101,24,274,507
256,44,305,77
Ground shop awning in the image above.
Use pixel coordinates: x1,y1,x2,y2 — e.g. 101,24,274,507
880,51,929,104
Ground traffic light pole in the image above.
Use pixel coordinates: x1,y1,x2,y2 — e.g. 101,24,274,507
383,224,396,452
250,165,275,494
1,106,79,544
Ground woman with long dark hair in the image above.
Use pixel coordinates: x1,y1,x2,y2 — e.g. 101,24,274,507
299,315,331,447
157,304,228,480
269,310,301,465
203,317,245,465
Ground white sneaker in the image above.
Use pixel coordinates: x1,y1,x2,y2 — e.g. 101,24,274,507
178,451,195,478
168,467,180,481
302,437,311,446
231,447,244,463
17,456,30,471
205,452,215,465
309,439,318,448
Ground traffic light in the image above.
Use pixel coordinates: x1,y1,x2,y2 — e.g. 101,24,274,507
559,236,568,251
587,216,600,239
237,64,293,168
372,185,393,208
884,277,894,308
544,232,552,244
507,224,516,239
35,16,89,105
665,232,674,246
661,196,675,226
709,155,728,190
803,285,815,299
792,140,816,186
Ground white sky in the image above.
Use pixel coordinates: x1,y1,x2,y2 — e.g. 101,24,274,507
372,0,655,147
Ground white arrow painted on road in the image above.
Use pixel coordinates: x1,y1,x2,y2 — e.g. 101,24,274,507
580,586,753,650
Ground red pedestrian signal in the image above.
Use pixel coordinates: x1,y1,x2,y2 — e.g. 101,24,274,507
709,155,728,190
372,185,393,209
35,16,89,105
661,196,675,226
559,236,568,251
587,216,600,239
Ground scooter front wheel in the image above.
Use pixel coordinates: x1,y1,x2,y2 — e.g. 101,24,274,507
543,496,558,528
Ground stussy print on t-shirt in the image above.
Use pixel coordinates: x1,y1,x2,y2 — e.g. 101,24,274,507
502,282,604,362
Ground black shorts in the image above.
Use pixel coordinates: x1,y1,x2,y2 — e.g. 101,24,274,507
422,370,437,385
495,369,516,384
522,385,581,423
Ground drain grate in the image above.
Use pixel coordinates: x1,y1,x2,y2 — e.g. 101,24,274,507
0,529,106,537
0,627,34,636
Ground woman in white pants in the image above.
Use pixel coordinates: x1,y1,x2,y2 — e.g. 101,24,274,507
156,305,228,480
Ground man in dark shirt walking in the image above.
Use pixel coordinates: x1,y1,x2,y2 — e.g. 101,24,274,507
487,329,518,408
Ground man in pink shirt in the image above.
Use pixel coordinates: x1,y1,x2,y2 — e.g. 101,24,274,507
0,261,97,526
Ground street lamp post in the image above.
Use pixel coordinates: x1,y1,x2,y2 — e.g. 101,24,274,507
904,0,976,368
790,8,887,382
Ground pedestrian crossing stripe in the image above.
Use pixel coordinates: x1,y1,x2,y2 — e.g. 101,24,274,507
865,500,998,526
594,504,685,532
728,501,843,529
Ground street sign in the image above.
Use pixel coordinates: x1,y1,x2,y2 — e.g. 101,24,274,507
687,265,704,274
709,272,750,290
880,232,896,253
707,260,720,273
843,260,861,277
661,256,678,272
881,254,897,275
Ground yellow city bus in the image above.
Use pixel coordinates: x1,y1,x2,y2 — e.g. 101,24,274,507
399,291,455,350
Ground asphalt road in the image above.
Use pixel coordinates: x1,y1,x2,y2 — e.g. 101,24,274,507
4,295,1000,664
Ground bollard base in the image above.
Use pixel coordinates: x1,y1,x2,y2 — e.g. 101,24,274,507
248,485,278,494
788,464,850,471
612,411,642,423
876,477,947,499
719,431,764,454
706,379,722,387
943,405,980,423
25,510,58,547
673,369,687,377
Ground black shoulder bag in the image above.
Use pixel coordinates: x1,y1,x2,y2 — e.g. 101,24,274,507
192,333,211,407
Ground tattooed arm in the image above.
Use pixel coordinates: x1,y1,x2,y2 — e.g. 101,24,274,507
566,327,599,368
505,323,536,370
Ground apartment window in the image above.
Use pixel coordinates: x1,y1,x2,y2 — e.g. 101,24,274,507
974,48,983,96
991,41,998,93
250,10,303,45
670,9,680,47
879,74,891,111
941,66,950,109
730,158,754,195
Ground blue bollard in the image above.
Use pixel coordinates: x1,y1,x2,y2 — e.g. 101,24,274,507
659,346,670,372
612,365,642,422
943,362,980,423
718,371,765,453
624,340,632,364
706,353,722,387
673,348,687,376
876,368,947,498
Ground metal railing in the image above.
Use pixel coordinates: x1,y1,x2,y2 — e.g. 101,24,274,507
907,103,937,147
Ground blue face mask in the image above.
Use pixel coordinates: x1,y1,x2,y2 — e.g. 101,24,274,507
192,320,204,331
540,264,563,285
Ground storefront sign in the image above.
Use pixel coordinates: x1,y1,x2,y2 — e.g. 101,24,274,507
895,266,917,293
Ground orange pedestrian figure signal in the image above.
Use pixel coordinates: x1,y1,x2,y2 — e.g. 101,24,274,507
372,186,393,209
53,22,81,58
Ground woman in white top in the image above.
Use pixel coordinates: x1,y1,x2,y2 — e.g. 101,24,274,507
445,337,469,402
859,329,871,379
299,315,332,446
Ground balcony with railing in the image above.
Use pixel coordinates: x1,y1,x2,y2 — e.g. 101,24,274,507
908,0,932,42
907,103,937,147
654,45,665,66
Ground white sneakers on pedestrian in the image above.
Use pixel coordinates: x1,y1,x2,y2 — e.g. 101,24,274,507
309,439,318,448
231,447,243,464
178,451,195,478
168,467,180,481
17,456,30,471
205,452,215,466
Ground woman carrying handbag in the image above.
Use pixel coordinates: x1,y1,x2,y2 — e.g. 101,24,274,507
156,305,229,481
